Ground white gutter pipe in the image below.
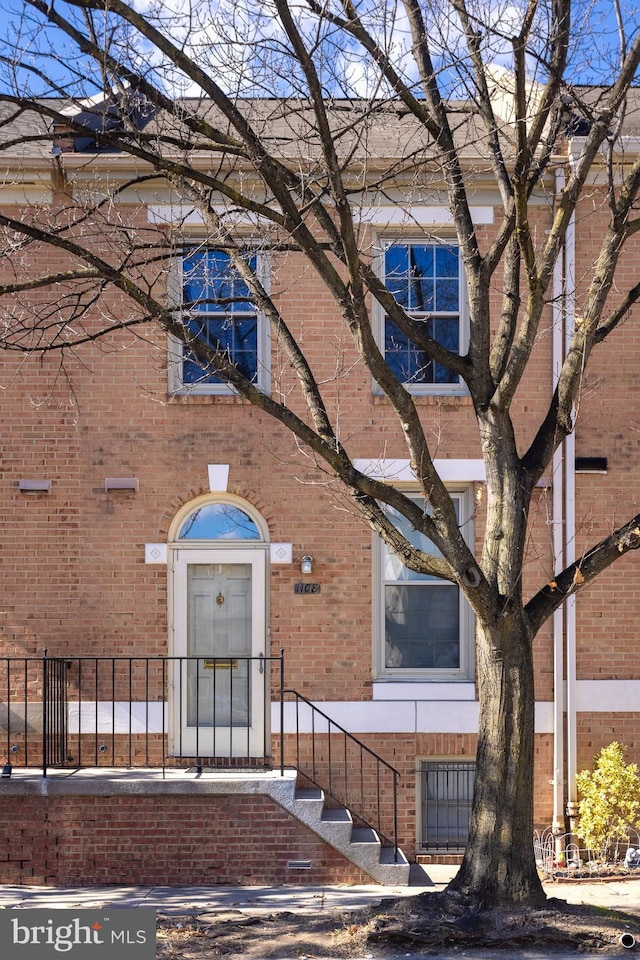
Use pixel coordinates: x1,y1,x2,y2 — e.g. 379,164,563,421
564,199,578,828
551,169,565,837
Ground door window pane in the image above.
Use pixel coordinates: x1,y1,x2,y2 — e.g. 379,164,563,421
186,564,251,728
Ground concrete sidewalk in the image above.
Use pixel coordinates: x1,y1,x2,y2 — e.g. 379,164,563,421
4,870,640,960
2,865,640,917
0,864,444,915
1,879,433,916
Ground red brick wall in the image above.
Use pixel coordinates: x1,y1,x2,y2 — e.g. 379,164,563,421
1,184,640,868
571,192,640,681
576,714,640,773
280,730,553,852
0,794,371,886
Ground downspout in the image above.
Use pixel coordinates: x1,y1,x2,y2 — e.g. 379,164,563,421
564,186,579,830
551,167,565,838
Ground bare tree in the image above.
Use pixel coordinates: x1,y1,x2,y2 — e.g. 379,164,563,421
1,0,640,905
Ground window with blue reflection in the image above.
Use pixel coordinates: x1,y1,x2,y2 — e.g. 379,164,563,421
181,249,259,386
384,242,461,387
178,503,262,540
383,497,461,671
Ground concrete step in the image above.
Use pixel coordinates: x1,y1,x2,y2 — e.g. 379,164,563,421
321,807,351,822
289,788,326,829
294,788,323,802
351,826,378,844
380,845,406,864
319,806,354,846
276,781,410,885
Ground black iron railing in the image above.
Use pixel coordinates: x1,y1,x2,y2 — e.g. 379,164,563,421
43,653,71,768
281,688,401,860
0,652,283,774
0,652,400,859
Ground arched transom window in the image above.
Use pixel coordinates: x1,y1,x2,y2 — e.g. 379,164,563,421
171,495,269,543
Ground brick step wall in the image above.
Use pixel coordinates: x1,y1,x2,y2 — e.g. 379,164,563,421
0,794,371,886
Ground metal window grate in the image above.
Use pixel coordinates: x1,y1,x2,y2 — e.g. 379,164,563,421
421,759,475,851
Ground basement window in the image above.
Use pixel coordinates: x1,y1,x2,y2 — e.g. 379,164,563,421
420,759,475,851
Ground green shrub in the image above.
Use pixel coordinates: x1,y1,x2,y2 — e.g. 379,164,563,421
576,742,640,860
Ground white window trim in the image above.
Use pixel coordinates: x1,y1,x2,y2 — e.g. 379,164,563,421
355,458,486,483
168,248,271,396
372,486,475,682
148,204,494,229
373,236,469,397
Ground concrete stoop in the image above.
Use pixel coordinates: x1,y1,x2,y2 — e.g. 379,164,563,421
2,767,411,886
278,784,410,886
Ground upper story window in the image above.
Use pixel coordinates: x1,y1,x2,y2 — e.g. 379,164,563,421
170,247,270,395
375,491,474,680
381,241,466,393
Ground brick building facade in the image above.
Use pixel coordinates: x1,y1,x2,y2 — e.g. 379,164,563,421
0,86,639,885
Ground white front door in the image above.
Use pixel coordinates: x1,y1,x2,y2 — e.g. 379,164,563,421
171,547,267,757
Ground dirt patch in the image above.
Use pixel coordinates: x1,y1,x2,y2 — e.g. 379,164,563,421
157,909,364,958
156,889,640,957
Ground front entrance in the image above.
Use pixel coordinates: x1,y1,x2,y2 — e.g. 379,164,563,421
172,548,267,757
169,497,269,758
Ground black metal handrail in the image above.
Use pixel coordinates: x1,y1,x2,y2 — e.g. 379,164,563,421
1,653,401,862
0,653,284,776
281,688,400,861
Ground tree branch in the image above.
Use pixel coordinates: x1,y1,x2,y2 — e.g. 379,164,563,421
526,514,640,634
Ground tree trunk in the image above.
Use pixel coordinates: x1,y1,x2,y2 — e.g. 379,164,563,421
448,612,546,906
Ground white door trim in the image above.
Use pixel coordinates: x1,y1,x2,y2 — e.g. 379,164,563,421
169,546,268,758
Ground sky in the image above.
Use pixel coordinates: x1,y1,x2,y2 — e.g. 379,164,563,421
0,0,637,100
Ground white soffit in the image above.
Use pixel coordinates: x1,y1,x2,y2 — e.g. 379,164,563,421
149,204,264,227
0,184,53,205
354,458,486,482
373,682,476,701
68,702,167,734
62,697,553,736
271,699,552,734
